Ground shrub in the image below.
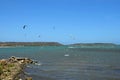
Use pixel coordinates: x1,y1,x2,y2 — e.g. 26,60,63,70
0,64,3,75
7,63,14,67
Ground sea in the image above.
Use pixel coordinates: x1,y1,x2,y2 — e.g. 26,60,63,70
0,46,120,80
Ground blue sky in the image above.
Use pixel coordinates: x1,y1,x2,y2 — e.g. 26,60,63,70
0,0,120,44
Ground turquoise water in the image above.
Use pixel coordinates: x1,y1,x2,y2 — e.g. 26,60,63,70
0,46,120,80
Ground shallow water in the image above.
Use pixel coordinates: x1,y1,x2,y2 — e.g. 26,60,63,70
0,46,120,80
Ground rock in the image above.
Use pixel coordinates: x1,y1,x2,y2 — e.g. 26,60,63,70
8,56,18,63
0,56,35,80
0,59,7,65
8,56,36,64
8,78,12,80
25,77,32,80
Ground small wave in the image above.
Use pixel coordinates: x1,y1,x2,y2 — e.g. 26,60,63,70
68,47,75,48
35,63,42,66
27,65,30,67
64,54,69,57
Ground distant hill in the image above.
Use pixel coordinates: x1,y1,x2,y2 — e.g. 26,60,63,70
69,43,117,47
0,42,63,46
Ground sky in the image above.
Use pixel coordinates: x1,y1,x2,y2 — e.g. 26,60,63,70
0,0,120,44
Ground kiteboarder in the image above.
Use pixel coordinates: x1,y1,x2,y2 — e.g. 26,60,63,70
23,25,27,29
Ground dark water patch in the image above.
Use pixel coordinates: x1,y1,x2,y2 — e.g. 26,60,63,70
86,65,107,71
30,74,56,80
109,66,120,74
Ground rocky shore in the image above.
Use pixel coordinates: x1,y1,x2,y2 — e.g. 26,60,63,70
0,56,36,80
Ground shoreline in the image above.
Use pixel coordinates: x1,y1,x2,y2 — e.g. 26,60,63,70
0,42,119,46
0,42,63,46
0,56,35,80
